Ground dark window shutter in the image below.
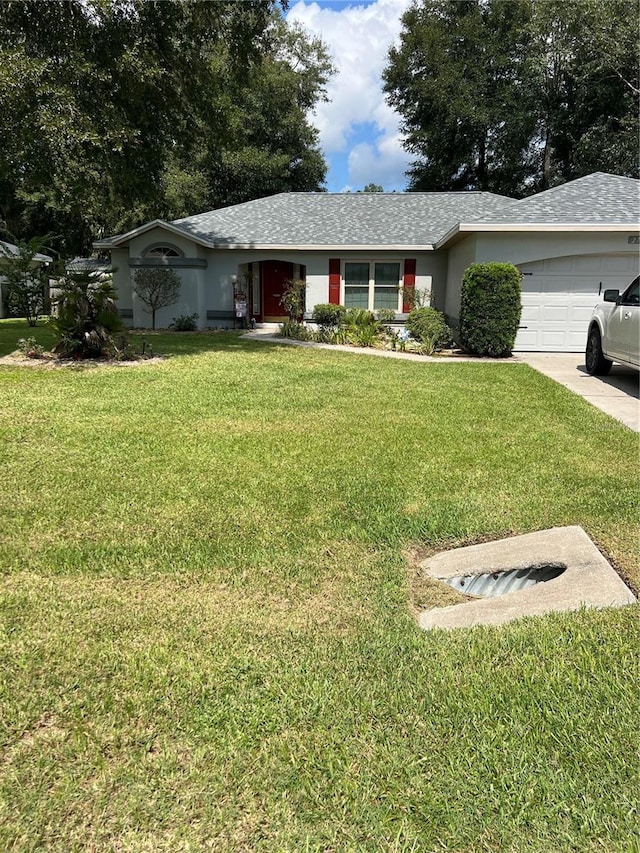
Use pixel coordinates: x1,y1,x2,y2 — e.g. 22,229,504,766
329,258,341,304
402,259,416,312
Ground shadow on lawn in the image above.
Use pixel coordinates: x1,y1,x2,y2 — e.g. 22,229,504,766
128,329,253,358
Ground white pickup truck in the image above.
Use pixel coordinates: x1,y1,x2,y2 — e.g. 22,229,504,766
585,276,639,375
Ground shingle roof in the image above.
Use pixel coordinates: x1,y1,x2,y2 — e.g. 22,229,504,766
66,257,111,272
172,191,512,248
464,173,640,226
94,173,639,252
0,240,52,263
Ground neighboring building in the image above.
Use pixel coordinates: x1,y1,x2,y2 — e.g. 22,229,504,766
94,173,640,352
66,257,112,274
46,257,113,317
0,240,53,319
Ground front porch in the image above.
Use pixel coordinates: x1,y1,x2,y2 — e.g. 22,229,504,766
236,260,306,324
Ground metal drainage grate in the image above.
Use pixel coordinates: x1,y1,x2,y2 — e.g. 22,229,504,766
440,564,566,598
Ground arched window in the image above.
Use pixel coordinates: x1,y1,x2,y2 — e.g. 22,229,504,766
143,244,183,259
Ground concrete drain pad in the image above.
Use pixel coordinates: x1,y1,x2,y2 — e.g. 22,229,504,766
419,526,636,631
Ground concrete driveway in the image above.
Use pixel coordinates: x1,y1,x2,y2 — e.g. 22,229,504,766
517,353,640,431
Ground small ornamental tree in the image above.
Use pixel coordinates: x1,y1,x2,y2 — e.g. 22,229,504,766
281,278,306,321
459,263,522,357
400,286,431,311
133,267,181,330
0,236,52,326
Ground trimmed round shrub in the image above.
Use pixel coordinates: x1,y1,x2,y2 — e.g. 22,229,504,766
459,263,522,357
312,303,346,328
406,306,452,355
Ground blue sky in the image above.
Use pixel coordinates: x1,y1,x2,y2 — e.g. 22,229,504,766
286,0,413,193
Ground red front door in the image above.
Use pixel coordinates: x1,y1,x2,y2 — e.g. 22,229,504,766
262,260,293,320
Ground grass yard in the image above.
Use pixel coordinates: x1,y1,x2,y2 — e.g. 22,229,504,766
0,321,638,852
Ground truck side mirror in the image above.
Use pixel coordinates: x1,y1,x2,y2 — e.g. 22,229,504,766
603,289,619,303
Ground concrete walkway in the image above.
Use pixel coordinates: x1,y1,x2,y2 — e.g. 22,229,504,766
243,328,640,432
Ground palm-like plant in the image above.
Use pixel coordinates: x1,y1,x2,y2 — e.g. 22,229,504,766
50,269,122,358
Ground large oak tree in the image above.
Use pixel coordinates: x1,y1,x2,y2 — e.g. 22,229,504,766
383,0,639,196
0,0,332,254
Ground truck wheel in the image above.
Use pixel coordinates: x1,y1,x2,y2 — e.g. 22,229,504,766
585,326,612,375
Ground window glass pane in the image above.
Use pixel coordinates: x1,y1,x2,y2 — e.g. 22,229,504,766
374,287,398,310
374,263,399,287
345,263,371,309
623,280,639,305
252,269,260,314
145,246,181,258
345,263,369,286
373,263,399,310
345,286,369,309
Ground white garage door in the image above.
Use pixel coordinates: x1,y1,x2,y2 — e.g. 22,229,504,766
515,254,639,352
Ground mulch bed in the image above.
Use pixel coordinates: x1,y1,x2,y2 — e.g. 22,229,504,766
0,352,165,369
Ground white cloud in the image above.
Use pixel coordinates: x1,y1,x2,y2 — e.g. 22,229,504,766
347,132,409,191
287,0,412,190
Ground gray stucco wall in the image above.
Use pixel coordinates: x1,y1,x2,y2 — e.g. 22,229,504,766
443,235,477,321
110,225,639,333
445,230,640,322
111,233,449,329
111,248,132,322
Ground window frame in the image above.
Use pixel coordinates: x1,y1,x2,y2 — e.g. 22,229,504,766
342,259,403,312
143,243,184,260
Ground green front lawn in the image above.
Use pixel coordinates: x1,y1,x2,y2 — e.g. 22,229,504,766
1,321,638,851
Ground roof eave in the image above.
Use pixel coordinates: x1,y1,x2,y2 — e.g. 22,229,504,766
94,225,435,253
436,221,640,250
202,243,436,251
93,219,218,250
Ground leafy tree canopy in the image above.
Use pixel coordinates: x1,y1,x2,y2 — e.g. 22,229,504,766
383,0,639,196
163,15,332,215
133,266,181,330
0,1,332,254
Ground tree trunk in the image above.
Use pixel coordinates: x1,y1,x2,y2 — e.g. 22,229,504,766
477,134,487,188
542,126,552,190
